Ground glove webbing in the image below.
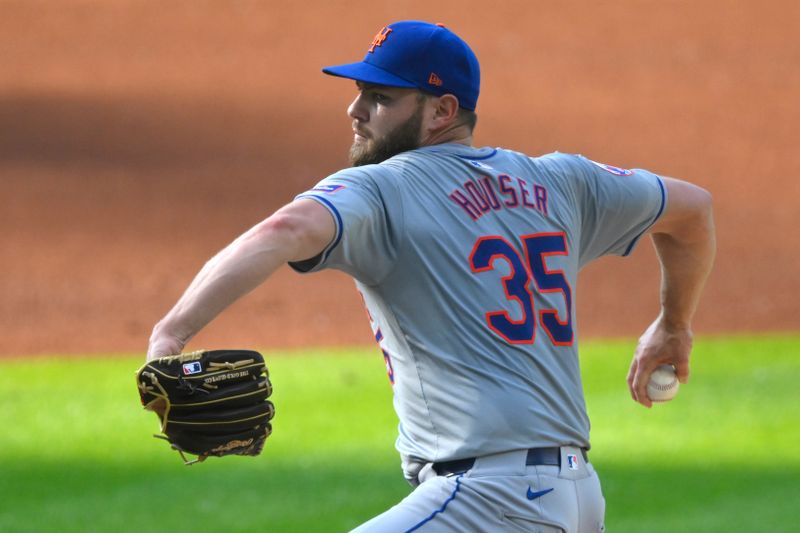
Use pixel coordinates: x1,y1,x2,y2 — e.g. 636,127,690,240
140,372,206,465
139,370,172,433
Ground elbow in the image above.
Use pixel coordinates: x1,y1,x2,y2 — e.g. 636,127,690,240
257,212,300,237
238,200,335,263
246,213,305,253
245,211,325,262
694,185,713,217
682,184,716,244
674,178,714,220
694,186,715,234
676,180,713,217
652,178,715,238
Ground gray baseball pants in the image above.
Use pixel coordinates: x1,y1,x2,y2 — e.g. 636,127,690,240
351,447,605,532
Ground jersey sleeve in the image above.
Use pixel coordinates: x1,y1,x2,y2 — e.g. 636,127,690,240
546,153,667,267
287,168,401,285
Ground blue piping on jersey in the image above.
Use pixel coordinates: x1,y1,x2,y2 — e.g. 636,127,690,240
455,149,497,161
623,175,667,257
297,194,343,263
404,475,464,532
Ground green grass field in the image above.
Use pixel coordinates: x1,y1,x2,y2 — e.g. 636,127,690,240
1,335,798,532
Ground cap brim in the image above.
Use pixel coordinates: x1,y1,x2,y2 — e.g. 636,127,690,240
322,61,417,88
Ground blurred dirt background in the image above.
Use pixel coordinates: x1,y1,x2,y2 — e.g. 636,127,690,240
1,0,798,355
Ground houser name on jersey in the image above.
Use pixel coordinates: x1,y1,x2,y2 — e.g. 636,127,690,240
449,174,550,221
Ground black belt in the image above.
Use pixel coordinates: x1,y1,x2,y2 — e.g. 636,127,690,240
432,447,588,476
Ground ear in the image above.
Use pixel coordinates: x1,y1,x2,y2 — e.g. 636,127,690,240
428,94,460,128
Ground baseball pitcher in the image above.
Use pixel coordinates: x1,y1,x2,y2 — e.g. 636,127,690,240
147,21,716,532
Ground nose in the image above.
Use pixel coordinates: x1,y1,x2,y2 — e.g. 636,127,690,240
347,93,368,122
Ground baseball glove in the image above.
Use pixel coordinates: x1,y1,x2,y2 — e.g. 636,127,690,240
136,349,274,465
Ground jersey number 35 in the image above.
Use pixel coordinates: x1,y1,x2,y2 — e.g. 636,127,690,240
469,231,573,346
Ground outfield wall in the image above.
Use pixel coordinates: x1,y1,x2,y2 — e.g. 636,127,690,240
2,1,798,354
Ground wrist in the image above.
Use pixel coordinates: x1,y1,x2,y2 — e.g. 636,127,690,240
150,318,188,345
657,312,693,334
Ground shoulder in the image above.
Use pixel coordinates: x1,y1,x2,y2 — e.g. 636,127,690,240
303,165,399,199
468,148,591,178
532,152,592,174
532,153,646,191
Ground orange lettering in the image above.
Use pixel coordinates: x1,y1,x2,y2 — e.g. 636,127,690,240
368,26,393,53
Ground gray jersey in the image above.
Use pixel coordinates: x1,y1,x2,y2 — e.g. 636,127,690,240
291,144,665,463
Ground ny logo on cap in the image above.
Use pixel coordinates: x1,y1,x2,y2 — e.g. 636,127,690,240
368,26,392,53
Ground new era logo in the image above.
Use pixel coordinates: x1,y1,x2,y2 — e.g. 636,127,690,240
182,362,202,375
428,72,443,87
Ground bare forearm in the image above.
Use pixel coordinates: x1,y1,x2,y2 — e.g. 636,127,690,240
152,232,288,346
148,199,335,357
652,208,716,328
627,179,715,406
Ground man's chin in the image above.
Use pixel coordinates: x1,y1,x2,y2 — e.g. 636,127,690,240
348,105,424,166
349,141,377,167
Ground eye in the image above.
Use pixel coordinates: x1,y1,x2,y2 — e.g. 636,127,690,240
372,92,390,104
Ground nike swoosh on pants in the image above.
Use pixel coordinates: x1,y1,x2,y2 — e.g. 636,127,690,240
526,487,554,500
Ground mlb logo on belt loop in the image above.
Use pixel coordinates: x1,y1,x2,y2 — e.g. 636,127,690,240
567,454,580,470
182,362,202,375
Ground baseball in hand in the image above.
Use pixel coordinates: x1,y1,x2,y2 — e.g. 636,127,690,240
646,364,680,402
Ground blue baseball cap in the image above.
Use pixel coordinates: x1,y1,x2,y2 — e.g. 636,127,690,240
322,21,480,111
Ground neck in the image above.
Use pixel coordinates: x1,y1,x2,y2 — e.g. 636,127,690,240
421,123,473,148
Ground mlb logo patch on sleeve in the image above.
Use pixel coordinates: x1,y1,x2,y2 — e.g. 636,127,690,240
312,184,346,194
182,362,203,375
588,159,634,176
